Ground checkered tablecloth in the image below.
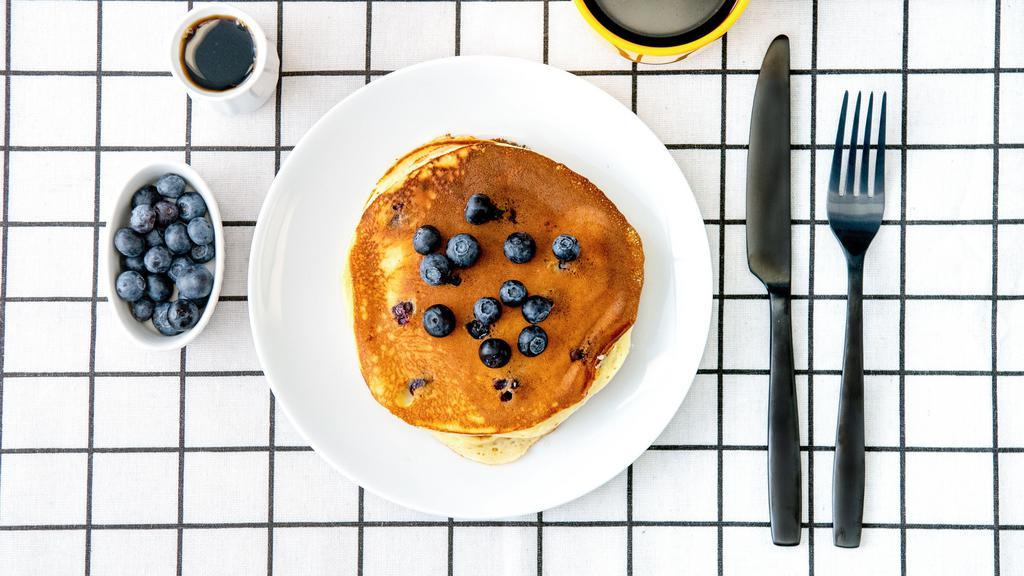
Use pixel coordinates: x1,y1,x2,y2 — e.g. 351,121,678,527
1,0,1022,574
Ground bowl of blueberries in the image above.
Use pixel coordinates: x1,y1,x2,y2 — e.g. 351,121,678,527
105,162,224,349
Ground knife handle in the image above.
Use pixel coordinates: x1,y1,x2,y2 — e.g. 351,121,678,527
833,260,865,548
768,291,801,546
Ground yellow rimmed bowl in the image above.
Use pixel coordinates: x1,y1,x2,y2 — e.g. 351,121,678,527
573,0,750,64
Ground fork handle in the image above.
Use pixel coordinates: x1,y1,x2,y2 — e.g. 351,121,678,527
833,258,865,548
768,290,801,546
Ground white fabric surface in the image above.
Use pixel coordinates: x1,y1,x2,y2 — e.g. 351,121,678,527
1,0,1022,574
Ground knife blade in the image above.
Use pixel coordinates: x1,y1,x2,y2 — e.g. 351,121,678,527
745,34,801,547
747,35,791,289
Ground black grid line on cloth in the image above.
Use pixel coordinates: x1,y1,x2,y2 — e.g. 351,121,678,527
364,0,373,84
992,1,1002,574
541,0,548,66
13,367,1024,378
267,381,277,576
6,143,1024,153
6,143,1024,154
0,0,12,528
807,0,818,570
359,1,373,573
449,4,460,574
14,216,1024,229
5,520,1024,531
899,1,910,573
447,512,454,574
454,0,461,57
4,370,265,378
710,294,1024,301
176,345,187,576
0,0,548,2
626,58,638,576
4,443,1024,456
707,369,1024,377
357,487,365,576
177,1,196,572
537,3,549,574
8,66,1024,78
15,218,1024,233
84,0,104,572
267,1,286,574
716,32,727,576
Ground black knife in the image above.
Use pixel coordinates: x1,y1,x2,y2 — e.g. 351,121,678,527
746,34,801,547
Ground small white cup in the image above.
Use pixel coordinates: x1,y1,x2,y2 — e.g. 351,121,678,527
169,3,279,116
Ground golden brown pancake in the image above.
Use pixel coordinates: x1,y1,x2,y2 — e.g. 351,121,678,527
347,137,644,461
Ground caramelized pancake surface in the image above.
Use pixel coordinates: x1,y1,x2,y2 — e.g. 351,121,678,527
348,138,644,434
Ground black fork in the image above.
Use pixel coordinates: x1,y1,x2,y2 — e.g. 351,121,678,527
826,91,886,548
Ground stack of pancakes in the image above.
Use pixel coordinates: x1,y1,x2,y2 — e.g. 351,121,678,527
347,137,644,464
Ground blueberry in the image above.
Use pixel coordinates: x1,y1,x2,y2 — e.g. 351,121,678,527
152,302,181,336
422,304,455,338
465,320,489,340
503,232,536,264
187,216,214,246
191,243,215,263
522,295,553,324
473,296,502,326
122,255,146,273
146,274,173,303
498,280,528,307
115,270,146,302
164,222,192,255
500,390,514,402
177,265,214,300
478,338,512,369
445,233,480,268
408,378,428,395
552,234,581,262
177,192,207,221
132,185,159,208
152,300,169,321
114,228,145,257
465,194,501,225
155,173,186,198
392,301,413,326
130,297,155,322
518,325,548,357
413,225,442,255
167,299,200,331
143,245,173,274
419,254,452,286
145,229,164,247
168,256,193,281
129,204,157,234
153,200,180,228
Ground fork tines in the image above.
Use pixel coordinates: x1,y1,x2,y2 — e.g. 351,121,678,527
828,91,887,199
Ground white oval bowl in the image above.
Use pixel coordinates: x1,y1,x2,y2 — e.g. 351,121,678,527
104,162,224,350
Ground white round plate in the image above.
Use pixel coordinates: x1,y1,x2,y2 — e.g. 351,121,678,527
249,56,713,519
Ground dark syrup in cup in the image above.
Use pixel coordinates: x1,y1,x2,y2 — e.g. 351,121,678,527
180,16,256,92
